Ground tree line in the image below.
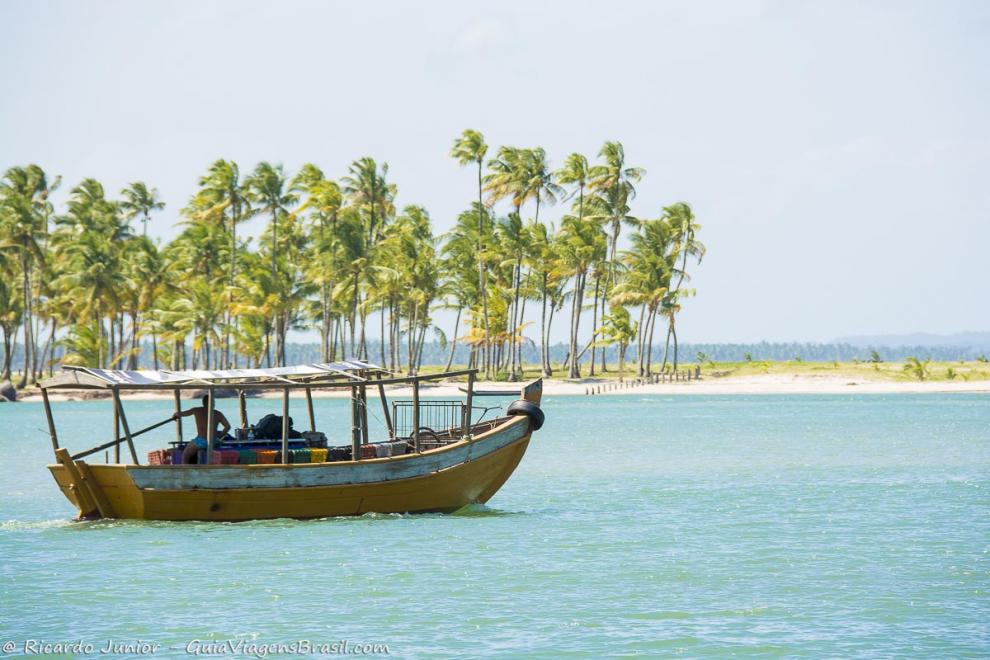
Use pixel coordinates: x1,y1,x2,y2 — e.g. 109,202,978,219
0,131,704,387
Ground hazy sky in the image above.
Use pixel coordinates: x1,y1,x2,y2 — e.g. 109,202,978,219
2,0,987,344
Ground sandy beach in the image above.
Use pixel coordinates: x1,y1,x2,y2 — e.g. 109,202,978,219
14,373,990,402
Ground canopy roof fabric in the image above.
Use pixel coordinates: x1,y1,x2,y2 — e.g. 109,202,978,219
40,360,386,390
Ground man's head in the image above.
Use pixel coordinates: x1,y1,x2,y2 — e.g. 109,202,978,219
201,394,209,408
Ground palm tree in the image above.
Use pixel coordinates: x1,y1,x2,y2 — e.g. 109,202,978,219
556,214,607,378
293,166,343,361
588,141,644,369
120,182,165,237
450,130,492,377
659,203,704,369
194,160,251,366
246,162,295,280
599,305,638,381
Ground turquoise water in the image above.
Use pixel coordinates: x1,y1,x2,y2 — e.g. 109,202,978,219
1,394,988,657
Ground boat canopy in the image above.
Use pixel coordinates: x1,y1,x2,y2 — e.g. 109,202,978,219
39,360,391,390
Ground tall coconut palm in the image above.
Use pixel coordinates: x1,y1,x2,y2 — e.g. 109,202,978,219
246,162,295,280
194,160,251,365
450,130,492,377
556,214,607,378
661,202,704,370
293,166,343,361
589,141,644,363
120,182,165,237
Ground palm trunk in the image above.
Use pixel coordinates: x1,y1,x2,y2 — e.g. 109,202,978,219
568,272,585,378
661,321,673,372
18,255,31,388
645,309,657,375
636,303,647,376
672,320,679,370
589,274,600,377
444,307,461,372
540,272,549,377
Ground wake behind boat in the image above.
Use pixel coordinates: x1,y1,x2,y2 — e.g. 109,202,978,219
39,363,545,521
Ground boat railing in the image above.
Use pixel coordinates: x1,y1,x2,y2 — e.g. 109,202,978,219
391,400,466,440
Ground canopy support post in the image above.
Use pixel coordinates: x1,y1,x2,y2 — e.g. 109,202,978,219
376,375,393,440
281,388,290,464
41,388,59,453
113,388,139,465
173,389,183,445
239,389,248,429
412,379,420,453
205,389,215,465
350,386,360,461
462,371,475,438
305,388,315,432
359,384,369,446
113,392,120,463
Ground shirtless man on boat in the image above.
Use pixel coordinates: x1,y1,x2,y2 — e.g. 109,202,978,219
173,395,232,464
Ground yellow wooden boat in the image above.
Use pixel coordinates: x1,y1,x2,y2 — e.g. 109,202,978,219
40,363,544,521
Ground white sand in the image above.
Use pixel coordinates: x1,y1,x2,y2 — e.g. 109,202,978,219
18,374,990,402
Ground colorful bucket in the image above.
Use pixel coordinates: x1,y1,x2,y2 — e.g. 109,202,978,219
310,448,328,463
237,449,258,465
255,450,278,464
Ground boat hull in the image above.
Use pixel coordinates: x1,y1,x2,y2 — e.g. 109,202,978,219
48,416,533,521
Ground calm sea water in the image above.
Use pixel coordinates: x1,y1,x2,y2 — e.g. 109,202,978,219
1,394,987,657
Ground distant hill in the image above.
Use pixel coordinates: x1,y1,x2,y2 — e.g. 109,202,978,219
833,332,990,350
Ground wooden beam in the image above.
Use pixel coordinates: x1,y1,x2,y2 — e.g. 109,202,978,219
412,379,420,453
113,388,139,464
205,389,215,465
75,461,115,518
281,388,290,464
376,374,393,439
173,389,183,444
359,384,369,446
54,448,98,519
350,386,360,461
239,389,248,429
113,390,120,463
41,389,59,452
305,388,315,432
462,371,475,438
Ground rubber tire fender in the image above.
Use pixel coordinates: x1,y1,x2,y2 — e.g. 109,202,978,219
506,399,545,431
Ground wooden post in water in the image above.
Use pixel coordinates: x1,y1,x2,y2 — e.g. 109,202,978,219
350,386,360,461
412,379,420,453
239,389,248,429
462,371,475,438
205,389,215,465
41,389,59,453
305,388,315,432
113,388,140,464
173,389,183,444
281,388,290,464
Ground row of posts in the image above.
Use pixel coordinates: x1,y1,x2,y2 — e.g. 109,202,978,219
585,367,702,395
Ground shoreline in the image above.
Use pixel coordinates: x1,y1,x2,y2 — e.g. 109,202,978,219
12,374,990,402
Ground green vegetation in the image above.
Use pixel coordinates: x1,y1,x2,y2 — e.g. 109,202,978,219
0,134,704,385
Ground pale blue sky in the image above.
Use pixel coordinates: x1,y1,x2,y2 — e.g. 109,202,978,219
2,0,987,343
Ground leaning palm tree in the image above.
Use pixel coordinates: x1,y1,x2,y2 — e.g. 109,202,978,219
120,182,165,237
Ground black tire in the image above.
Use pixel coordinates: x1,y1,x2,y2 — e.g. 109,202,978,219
507,399,545,431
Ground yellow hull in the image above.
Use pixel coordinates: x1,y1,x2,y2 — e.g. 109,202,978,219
48,418,533,522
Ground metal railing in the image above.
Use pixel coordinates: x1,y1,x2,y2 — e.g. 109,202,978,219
391,400,466,442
